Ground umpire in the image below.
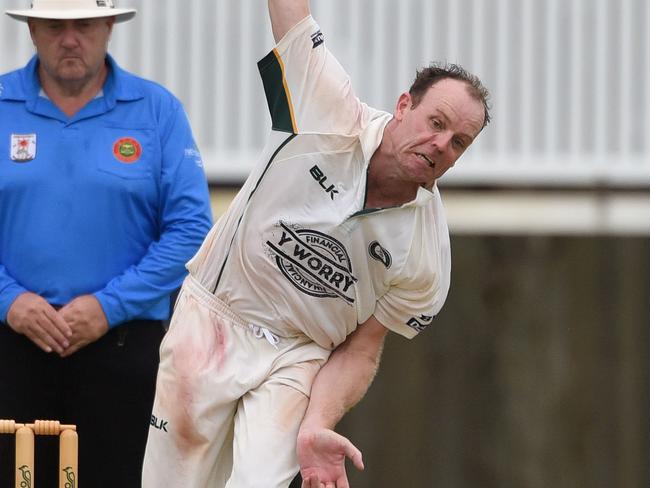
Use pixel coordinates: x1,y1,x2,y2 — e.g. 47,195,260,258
0,0,212,486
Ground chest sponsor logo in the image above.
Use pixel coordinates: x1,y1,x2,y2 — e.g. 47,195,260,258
368,241,392,269
267,222,357,304
10,133,36,162
310,165,339,200
311,30,324,48
406,314,435,332
113,137,142,163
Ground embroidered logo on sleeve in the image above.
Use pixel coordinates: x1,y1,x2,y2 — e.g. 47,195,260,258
185,147,204,168
311,30,324,48
10,133,36,162
113,137,142,163
406,314,435,332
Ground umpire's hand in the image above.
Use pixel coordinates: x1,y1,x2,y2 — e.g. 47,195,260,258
59,295,109,357
6,291,72,354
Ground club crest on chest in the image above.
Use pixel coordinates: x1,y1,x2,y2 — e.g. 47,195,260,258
10,133,37,162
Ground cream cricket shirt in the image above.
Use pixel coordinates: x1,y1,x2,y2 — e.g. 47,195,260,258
188,16,451,349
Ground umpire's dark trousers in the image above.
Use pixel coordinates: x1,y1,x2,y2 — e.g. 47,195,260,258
0,319,164,487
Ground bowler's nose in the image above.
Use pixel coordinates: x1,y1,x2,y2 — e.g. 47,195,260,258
430,130,453,154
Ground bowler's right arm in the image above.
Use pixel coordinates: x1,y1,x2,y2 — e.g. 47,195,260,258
268,0,310,42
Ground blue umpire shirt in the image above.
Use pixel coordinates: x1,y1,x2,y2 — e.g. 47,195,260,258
0,55,213,326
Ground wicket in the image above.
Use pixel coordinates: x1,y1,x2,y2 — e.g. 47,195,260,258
0,419,78,488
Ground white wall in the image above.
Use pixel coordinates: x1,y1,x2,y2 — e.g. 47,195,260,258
2,0,649,187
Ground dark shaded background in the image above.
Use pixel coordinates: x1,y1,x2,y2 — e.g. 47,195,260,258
334,235,649,488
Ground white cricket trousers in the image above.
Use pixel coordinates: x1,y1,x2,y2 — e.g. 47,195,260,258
142,275,330,487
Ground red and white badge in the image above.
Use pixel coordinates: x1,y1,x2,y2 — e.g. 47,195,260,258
113,137,142,163
10,133,36,162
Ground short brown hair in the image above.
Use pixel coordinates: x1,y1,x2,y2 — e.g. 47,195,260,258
409,63,491,128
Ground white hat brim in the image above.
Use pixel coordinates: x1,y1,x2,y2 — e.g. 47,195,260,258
5,8,136,23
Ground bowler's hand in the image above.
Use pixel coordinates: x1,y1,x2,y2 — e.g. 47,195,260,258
6,292,72,354
59,295,109,357
298,429,364,488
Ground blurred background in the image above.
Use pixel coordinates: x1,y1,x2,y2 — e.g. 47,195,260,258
2,0,649,486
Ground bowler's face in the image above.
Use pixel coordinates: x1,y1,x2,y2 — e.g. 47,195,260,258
28,17,114,87
392,78,485,186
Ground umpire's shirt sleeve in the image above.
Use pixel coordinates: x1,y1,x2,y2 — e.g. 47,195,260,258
93,100,213,327
0,267,29,323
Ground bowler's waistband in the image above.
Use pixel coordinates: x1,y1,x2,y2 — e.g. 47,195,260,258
184,275,251,330
184,275,299,347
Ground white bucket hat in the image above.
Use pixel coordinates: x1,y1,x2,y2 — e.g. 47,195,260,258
6,0,136,23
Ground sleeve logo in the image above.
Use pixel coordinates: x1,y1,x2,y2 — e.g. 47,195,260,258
113,137,142,163
311,30,324,48
406,314,435,332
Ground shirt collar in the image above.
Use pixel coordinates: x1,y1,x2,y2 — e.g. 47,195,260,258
359,111,392,164
103,54,144,103
0,55,40,101
411,184,436,206
359,111,436,208
1,53,143,105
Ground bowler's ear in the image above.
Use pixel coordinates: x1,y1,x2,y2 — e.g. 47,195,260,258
394,92,412,121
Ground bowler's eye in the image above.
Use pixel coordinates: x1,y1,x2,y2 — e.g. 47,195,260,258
431,118,443,130
453,137,467,150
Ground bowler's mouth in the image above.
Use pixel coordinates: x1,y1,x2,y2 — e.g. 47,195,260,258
417,153,434,168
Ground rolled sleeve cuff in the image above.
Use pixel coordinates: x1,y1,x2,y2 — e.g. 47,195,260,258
373,304,420,340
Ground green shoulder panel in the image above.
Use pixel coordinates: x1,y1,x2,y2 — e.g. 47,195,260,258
257,50,297,134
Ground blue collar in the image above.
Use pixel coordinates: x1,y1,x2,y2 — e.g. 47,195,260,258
1,54,144,121
102,54,145,104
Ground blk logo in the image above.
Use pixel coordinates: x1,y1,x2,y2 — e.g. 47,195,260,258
310,165,339,200
150,414,168,432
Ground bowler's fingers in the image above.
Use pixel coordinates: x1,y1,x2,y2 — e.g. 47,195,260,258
301,476,323,488
301,477,346,488
349,449,364,471
341,438,364,472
